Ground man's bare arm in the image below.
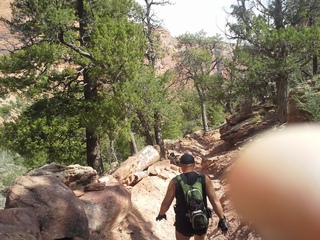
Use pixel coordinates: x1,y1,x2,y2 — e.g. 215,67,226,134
159,179,176,215
205,175,225,219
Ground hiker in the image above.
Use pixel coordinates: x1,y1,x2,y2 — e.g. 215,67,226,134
156,153,228,240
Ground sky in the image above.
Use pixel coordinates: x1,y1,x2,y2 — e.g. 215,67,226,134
136,0,236,37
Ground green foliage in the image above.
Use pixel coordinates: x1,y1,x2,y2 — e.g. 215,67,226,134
178,89,202,135
162,109,184,140
207,103,225,127
0,149,27,188
176,31,223,81
0,104,13,120
89,2,146,83
99,133,131,165
0,96,27,121
113,133,144,160
0,97,86,168
223,48,270,108
122,66,180,142
294,77,320,121
178,87,225,134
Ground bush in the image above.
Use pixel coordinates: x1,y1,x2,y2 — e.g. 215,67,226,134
0,150,27,188
294,79,320,122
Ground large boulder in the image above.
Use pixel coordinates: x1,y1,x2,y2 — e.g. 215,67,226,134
5,175,89,240
80,182,132,235
220,117,258,145
27,163,98,190
220,104,276,146
0,208,42,240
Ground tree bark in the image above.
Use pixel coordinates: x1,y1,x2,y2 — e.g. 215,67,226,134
309,15,317,75
313,55,318,75
86,128,103,174
137,110,155,145
83,70,103,174
197,86,209,132
276,75,288,124
112,146,160,185
154,112,165,158
201,100,209,132
110,139,118,162
129,131,138,155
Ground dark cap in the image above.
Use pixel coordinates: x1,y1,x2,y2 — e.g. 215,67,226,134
180,153,195,164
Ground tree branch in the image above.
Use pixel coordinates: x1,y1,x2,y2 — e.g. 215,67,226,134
58,30,94,61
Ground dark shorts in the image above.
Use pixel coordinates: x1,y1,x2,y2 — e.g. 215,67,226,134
174,213,207,237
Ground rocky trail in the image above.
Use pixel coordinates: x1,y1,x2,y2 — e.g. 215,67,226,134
105,131,263,240
104,104,280,240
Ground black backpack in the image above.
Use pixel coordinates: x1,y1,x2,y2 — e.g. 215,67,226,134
175,174,209,230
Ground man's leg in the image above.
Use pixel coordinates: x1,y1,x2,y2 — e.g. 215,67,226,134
194,234,206,240
175,230,191,240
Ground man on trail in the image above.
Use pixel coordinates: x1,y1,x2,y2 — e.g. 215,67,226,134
156,153,228,240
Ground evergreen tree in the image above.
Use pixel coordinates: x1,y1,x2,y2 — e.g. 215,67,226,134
175,31,224,132
137,0,173,158
0,0,146,173
227,0,320,123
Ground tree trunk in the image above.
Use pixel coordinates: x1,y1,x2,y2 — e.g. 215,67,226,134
201,100,209,132
110,139,118,162
197,88,209,132
137,110,155,145
112,146,160,185
313,55,318,75
142,0,167,157
275,75,288,124
129,131,138,155
309,15,317,75
84,71,104,174
154,112,165,158
86,128,103,174
78,0,103,174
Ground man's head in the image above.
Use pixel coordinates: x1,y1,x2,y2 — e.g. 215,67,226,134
179,153,195,173
180,153,195,165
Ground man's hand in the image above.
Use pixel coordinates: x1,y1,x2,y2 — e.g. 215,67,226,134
218,217,229,233
156,214,167,221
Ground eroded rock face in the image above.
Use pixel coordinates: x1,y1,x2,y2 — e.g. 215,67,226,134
5,175,89,240
80,183,132,235
0,208,42,240
220,117,258,145
220,104,277,146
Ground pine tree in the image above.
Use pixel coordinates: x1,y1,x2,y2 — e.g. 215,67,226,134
175,31,224,132
227,0,320,123
0,0,146,173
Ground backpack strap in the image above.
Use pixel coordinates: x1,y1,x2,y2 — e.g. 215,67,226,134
173,174,187,198
174,173,206,203
173,175,186,215
173,174,182,187
201,174,208,209
174,173,201,185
